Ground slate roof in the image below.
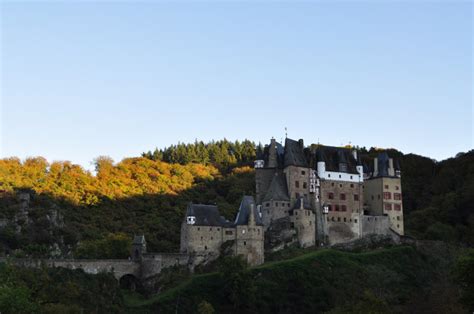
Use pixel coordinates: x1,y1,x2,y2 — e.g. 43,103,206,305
133,235,146,245
234,195,264,226
292,197,312,210
313,145,359,174
185,203,231,227
263,172,290,202
361,152,401,178
284,138,308,167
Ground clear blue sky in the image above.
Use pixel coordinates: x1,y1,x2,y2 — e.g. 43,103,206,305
1,1,472,170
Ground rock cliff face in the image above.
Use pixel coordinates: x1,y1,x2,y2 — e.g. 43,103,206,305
264,217,298,252
0,190,69,257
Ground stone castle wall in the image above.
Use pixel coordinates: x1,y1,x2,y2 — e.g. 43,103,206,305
235,225,264,266
290,208,315,248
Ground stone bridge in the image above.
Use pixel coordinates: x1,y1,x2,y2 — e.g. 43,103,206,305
0,252,194,282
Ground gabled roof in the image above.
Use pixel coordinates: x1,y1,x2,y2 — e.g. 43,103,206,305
133,235,146,245
263,172,290,202
377,152,390,177
313,145,359,174
185,203,231,226
284,138,308,167
234,195,263,226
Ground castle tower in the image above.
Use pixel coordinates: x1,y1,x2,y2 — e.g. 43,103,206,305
234,196,264,266
363,152,404,235
261,172,291,229
131,235,146,261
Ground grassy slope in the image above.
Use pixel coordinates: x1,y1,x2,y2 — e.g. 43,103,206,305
125,244,460,314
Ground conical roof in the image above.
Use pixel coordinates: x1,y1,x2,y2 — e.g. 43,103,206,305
263,172,290,202
234,196,263,226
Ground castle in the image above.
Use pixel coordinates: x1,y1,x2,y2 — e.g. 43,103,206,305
1,137,405,286
179,137,404,266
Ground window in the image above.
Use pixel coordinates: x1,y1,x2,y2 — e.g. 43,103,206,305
296,193,300,199
397,224,400,228
371,195,374,200
378,194,381,200
383,192,391,200
295,211,298,216
394,193,402,200
341,205,347,211
328,174,331,178
211,237,213,240
350,175,353,179
303,182,307,189
394,204,401,211
335,205,340,211
332,217,335,222
339,184,342,187
295,181,300,188
197,227,200,231
395,186,400,190
350,184,354,188
354,219,358,223
243,241,246,246
210,228,212,231
328,192,334,200
340,193,346,200
328,204,332,211
397,216,400,221
217,228,220,231
354,194,359,201
204,246,207,250
344,217,347,222
301,170,306,175
339,175,341,178
331,182,335,187
265,202,270,207
337,217,341,222
290,222,295,228
384,185,389,189
201,236,203,240
276,202,279,207
384,203,392,210
225,230,233,235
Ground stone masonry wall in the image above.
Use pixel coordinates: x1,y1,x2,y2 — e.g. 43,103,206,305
290,208,315,248
235,225,264,266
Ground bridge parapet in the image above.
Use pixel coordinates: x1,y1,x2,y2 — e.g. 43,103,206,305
0,258,140,280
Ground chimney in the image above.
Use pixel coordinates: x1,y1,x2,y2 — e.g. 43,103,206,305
373,157,378,177
352,149,357,161
248,204,256,226
268,138,277,168
388,158,394,176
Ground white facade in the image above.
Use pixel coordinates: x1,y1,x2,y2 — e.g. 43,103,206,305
317,161,364,183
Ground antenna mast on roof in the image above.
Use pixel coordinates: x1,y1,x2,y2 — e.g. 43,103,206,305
284,127,287,139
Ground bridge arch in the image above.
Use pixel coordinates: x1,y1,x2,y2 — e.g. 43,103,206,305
119,274,141,291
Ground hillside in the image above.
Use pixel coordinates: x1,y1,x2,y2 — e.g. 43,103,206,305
126,243,470,313
0,141,473,258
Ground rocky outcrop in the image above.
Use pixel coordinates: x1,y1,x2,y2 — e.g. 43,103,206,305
264,217,297,252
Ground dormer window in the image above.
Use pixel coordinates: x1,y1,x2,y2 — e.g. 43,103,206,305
187,216,196,225
339,163,347,172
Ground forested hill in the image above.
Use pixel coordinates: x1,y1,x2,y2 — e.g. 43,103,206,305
0,140,473,259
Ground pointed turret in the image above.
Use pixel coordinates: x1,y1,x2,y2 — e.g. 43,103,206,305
268,138,278,168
